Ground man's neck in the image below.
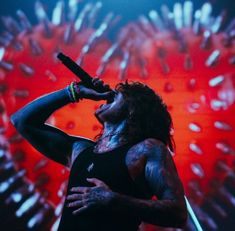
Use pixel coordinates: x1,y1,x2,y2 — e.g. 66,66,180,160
94,120,128,153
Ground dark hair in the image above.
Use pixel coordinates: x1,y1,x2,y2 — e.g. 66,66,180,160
116,81,175,152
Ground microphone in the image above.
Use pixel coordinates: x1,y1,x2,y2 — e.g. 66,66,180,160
57,52,112,93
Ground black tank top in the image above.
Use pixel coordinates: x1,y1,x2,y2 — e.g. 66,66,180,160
58,143,151,231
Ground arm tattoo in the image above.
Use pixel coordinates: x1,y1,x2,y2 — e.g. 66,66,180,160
111,138,187,228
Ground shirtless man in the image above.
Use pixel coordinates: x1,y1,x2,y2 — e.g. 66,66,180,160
11,78,187,230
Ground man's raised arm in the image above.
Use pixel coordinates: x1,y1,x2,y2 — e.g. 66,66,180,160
11,87,83,166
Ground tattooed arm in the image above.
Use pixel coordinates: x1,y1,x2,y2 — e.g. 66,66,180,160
111,138,187,228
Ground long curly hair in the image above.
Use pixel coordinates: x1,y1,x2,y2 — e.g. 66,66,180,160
116,81,175,152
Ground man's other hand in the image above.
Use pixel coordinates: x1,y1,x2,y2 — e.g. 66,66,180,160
66,178,115,215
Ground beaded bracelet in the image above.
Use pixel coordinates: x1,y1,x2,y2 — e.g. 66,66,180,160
67,82,81,103
66,85,75,103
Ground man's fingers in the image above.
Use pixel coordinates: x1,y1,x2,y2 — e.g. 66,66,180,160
87,178,105,186
86,90,112,101
67,193,83,201
103,84,111,90
67,199,88,208
72,203,95,215
70,186,91,193
72,205,89,215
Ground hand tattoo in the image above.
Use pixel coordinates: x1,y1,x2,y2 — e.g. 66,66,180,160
66,178,114,215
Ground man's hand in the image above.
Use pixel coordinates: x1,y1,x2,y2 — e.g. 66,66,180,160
66,178,114,215
75,77,114,101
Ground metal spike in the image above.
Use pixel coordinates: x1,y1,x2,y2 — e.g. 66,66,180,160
15,193,40,217
183,1,193,28
63,23,74,44
177,32,188,53
190,163,204,178
77,13,114,65
119,50,130,80
173,3,183,30
210,99,228,110
148,10,164,31
0,47,5,61
138,15,156,38
229,55,235,65
213,184,235,208
0,35,12,47
156,43,166,59
166,12,176,31
16,10,32,32
27,204,52,229
191,202,218,230
68,0,78,21
164,82,174,92
160,59,170,74
0,161,14,175
0,61,14,71
187,78,197,91
12,149,26,162
201,30,212,49
189,142,203,154
216,142,234,154
205,49,220,67
33,159,48,172
35,173,49,187
87,1,102,28
52,0,65,26
28,38,43,56
161,5,171,27
0,169,26,193
189,122,202,132
200,2,212,26
35,1,48,21
211,11,226,33
214,121,232,131
188,180,204,201
193,10,202,35
14,89,29,98
74,3,93,32
96,43,119,76
208,75,224,87
0,84,7,94
0,31,14,47
1,16,21,36
224,18,235,34
136,55,148,79
184,54,193,70
13,40,24,51
223,28,235,47
216,160,232,173
204,198,227,219
19,63,35,76
35,1,53,38
45,69,58,82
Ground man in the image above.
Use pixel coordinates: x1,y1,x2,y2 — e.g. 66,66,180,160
11,78,187,231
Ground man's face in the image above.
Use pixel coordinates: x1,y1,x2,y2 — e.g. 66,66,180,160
95,91,129,124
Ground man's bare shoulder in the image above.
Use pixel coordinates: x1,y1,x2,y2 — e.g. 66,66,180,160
127,138,169,159
125,138,169,175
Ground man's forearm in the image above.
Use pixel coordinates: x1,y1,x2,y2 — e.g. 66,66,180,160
11,88,71,127
111,192,187,228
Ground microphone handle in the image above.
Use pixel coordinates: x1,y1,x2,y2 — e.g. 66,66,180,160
57,52,112,93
